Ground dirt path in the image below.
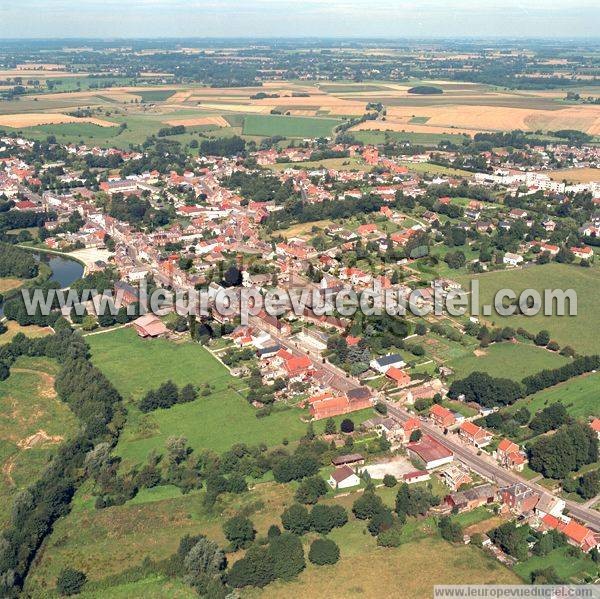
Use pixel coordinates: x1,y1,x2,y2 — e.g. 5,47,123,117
2,457,16,487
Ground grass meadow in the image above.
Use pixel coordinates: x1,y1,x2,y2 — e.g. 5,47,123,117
0,356,78,527
448,342,569,381
458,263,600,355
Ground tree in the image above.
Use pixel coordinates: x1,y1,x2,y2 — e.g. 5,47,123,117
377,525,403,547
223,515,256,550
308,538,340,565
578,469,600,500
439,516,463,543
310,504,348,534
368,508,394,536
183,537,227,591
533,532,554,556
488,522,529,561
409,429,422,443
340,418,354,433
56,568,87,596
352,491,384,520
227,545,275,588
268,532,305,580
179,383,197,404
448,371,523,408
324,417,336,435
383,474,397,488
267,524,281,540
295,476,328,505
281,503,311,535
534,330,550,347
529,402,568,434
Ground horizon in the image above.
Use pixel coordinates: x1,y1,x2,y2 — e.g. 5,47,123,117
1,0,599,39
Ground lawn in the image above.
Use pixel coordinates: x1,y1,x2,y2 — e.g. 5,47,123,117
88,328,373,465
0,356,78,528
242,114,341,138
514,546,598,583
448,342,569,382
508,371,600,419
457,263,600,355
399,161,474,178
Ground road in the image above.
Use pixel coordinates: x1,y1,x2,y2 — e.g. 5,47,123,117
384,400,600,531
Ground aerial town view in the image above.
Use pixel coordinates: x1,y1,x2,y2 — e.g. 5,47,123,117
0,1,599,598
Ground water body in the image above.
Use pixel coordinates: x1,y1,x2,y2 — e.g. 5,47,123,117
0,252,84,316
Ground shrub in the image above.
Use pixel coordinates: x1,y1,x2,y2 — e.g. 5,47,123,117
308,538,340,565
56,568,87,596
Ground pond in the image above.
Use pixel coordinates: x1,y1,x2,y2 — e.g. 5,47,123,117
0,251,84,316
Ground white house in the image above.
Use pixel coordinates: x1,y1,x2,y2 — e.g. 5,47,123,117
328,465,361,490
369,354,406,374
503,252,524,267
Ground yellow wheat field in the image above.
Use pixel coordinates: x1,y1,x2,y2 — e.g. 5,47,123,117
0,113,118,128
162,115,229,127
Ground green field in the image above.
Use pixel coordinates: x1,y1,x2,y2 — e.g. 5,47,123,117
0,356,78,528
88,328,372,465
458,263,600,355
509,371,600,419
242,114,341,138
514,546,598,583
449,342,569,381
137,90,176,102
351,129,470,147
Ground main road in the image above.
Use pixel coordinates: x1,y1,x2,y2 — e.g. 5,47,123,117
384,400,600,531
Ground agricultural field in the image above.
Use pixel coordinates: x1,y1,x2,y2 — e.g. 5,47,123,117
548,167,600,183
0,356,78,528
457,263,600,355
88,328,372,466
448,342,569,381
242,114,341,138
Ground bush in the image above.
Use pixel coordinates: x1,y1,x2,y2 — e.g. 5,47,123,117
56,568,87,596
281,503,311,535
383,474,397,488
377,526,403,547
340,418,354,433
223,515,256,550
308,538,340,565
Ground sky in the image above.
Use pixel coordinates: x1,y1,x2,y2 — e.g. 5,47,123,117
0,0,599,39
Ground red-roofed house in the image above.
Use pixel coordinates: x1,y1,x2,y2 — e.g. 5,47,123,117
385,367,411,388
541,515,599,553
430,404,457,428
495,439,527,472
328,465,361,489
459,421,493,448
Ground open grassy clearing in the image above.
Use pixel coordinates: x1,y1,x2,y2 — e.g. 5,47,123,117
448,342,569,381
0,321,52,345
273,219,334,238
242,114,341,138
514,546,598,583
0,356,77,528
0,277,23,293
399,160,474,178
266,156,370,172
507,371,600,419
457,263,600,355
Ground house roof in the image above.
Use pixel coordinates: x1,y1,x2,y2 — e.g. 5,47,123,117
498,438,519,453
330,465,356,483
460,421,490,440
407,435,453,464
590,418,600,433
375,354,404,367
332,453,364,466
386,366,411,384
430,404,455,421
403,470,429,481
